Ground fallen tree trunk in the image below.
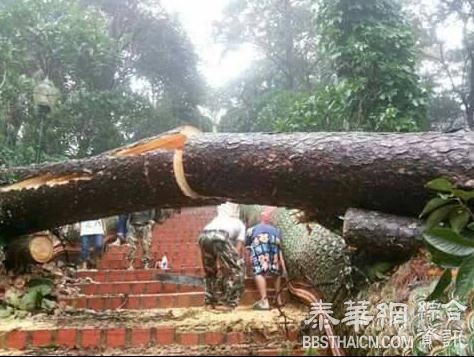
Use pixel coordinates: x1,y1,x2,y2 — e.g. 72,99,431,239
342,208,424,259
6,232,54,270
0,127,473,237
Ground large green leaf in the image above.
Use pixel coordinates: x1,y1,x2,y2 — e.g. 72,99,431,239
423,227,474,257
454,254,474,299
419,197,453,218
427,244,465,268
425,204,457,230
449,208,471,233
427,269,452,301
425,178,455,193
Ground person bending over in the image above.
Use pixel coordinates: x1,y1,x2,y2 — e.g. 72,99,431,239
198,203,245,311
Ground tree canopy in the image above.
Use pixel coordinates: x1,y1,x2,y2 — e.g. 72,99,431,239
1,0,472,166
218,0,428,133
0,0,209,166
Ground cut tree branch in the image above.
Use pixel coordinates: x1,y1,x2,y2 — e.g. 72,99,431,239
343,208,424,259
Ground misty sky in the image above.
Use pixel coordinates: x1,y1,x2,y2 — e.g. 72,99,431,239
161,0,465,89
161,0,259,88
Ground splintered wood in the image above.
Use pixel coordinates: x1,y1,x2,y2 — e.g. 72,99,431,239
0,173,91,192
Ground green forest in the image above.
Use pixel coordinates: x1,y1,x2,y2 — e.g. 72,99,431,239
0,0,472,167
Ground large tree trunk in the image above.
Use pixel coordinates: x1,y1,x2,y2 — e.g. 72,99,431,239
0,127,473,238
183,131,473,226
342,208,424,260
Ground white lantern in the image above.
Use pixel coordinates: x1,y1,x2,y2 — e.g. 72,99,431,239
33,78,60,110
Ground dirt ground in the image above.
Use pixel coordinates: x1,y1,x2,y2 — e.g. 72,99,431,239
0,304,309,333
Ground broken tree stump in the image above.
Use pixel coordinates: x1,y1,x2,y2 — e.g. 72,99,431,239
6,232,54,269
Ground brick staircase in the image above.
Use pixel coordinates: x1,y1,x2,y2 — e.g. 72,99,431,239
1,207,303,355
97,207,217,270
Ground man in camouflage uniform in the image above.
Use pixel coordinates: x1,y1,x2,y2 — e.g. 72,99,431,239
127,209,156,270
198,203,245,311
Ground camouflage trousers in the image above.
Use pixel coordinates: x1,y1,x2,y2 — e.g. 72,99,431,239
127,223,152,266
199,231,244,308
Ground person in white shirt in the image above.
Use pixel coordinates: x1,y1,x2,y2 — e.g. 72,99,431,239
79,219,105,270
198,202,245,311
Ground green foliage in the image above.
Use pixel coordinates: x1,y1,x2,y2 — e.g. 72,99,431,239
216,0,321,132
420,178,474,301
219,0,427,133
3,278,55,313
289,0,427,132
366,262,394,280
278,80,424,132
220,89,308,132
0,0,207,165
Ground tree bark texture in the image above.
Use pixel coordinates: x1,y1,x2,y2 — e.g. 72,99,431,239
342,208,424,259
0,129,473,238
0,152,212,238
183,132,474,226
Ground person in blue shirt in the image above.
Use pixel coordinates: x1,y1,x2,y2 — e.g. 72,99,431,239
245,207,287,310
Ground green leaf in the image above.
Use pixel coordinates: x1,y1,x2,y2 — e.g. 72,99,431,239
425,204,457,230
449,208,470,233
423,227,474,257
427,269,452,301
426,244,465,268
28,278,54,289
452,189,474,202
19,290,40,311
468,222,474,231
28,284,52,297
419,197,452,218
425,178,455,192
454,254,474,299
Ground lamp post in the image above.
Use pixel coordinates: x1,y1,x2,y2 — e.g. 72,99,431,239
33,78,59,164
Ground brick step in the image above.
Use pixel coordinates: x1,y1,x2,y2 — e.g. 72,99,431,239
76,269,203,281
75,277,282,295
97,259,202,270
104,246,200,254
60,290,288,310
101,252,200,258
106,244,199,251
2,326,299,351
100,253,202,261
76,281,202,295
101,250,202,260
105,244,200,252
